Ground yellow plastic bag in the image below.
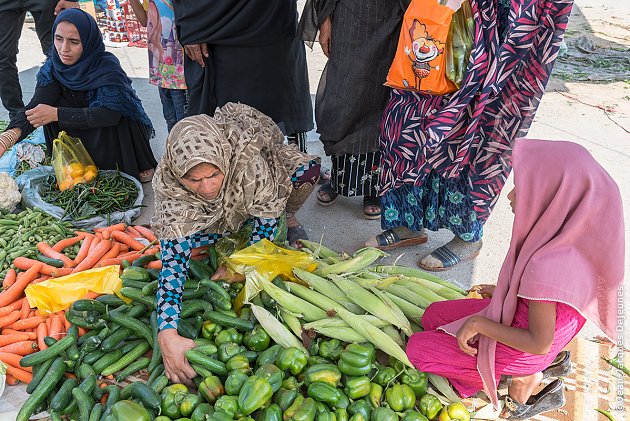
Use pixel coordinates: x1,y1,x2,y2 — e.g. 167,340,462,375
51,131,98,191
25,266,122,314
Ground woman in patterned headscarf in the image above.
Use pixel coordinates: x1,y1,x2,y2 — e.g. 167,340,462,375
151,103,319,385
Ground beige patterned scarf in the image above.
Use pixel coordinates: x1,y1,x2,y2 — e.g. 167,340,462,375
151,103,314,240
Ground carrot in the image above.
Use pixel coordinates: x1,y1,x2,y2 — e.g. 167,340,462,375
4,316,46,331
82,291,99,300
96,243,120,265
33,275,51,284
36,242,75,267
5,364,33,383
0,353,31,372
88,237,101,253
126,226,142,238
99,223,127,238
0,300,23,317
143,247,160,255
28,310,36,319
0,333,32,347
52,235,84,252
134,225,158,242
6,374,18,385
111,231,146,251
49,314,64,339
118,251,141,259
37,323,48,351
146,260,162,270
12,258,71,278
72,240,112,273
0,264,42,307
19,299,30,320
62,312,70,333
78,327,87,337
0,311,21,329
74,235,94,264
117,244,130,253
2,329,36,339
45,316,52,331
0,341,38,355
2,269,17,289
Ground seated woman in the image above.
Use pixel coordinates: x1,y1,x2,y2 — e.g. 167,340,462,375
406,139,623,420
151,103,320,384
0,8,157,182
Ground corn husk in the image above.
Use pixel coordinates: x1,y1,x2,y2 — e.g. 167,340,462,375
318,248,386,276
299,239,340,259
293,268,364,314
384,292,425,322
286,281,344,314
261,280,327,322
374,265,466,295
385,284,433,309
399,276,466,300
370,286,412,335
303,315,390,330
307,325,367,343
249,304,306,352
427,373,461,403
383,325,405,347
395,280,447,303
279,308,304,338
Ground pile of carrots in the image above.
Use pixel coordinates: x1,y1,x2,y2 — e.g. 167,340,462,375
0,223,160,386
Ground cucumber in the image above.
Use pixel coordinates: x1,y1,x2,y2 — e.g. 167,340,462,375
108,312,153,343
147,268,161,280
89,402,103,421
147,312,162,374
189,259,212,280
181,299,210,318
92,349,123,374
71,299,107,315
100,327,131,352
115,357,150,382
79,335,102,358
65,310,107,330
21,334,76,367
50,378,78,412
72,387,92,421
120,382,161,411
83,349,106,365
183,288,207,300
150,374,169,394
35,252,64,268
103,385,120,408
121,279,149,289
16,357,67,421
101,341,150,376
191,363,214,378
26,357,55,394
77,329,100,346
146,364,164,386
203,310,254,332
141,280,158,296
43,336,58,347
62,374,96,415
201,280,232,310
121,339,146,354
66,343,80,361
76,363,96,379
95,294,126,307
177,318,199,339
207,245,218,272
132,254,158,268
119,287,156,307
185,349,228,377
195,343,218,356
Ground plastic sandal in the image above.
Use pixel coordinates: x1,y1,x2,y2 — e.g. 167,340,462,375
363,196,381,220
316,182,338,206
418,243,481,272
375,229,428,251
502,379,565,420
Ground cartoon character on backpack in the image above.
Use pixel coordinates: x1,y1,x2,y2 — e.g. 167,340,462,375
403,20,445,91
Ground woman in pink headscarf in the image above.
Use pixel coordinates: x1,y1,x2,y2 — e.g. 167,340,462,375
406,139,624,419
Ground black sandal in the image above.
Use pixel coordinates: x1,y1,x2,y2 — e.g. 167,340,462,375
287,225,308,247
374,229,428,251
419,243,481,272
317,182,338,206
499,351,571,388
502,379,565,420
363,196,381,220
318,166,331,185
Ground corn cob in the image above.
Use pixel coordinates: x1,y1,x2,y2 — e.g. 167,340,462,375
410,321,423,333
385,284,433,309
306,325,367,344
383,325,405,347
374,265,467,295
427,373,461,403
318,247,387,276
303,315,390,330
394,280,446,303
298,239,340,259
261,280,327,322
383,292,425,322
285,281,344,315
332,275,411,334
397,276,465,300
249,304,306,352
280,308,304,338
370,286,412,335
293,268,364,314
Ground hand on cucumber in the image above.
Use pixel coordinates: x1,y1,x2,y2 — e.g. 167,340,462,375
211,265,245,283
158,329,197,386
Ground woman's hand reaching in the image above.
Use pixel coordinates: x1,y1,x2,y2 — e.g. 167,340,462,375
25,104,58,128
157,328,198,386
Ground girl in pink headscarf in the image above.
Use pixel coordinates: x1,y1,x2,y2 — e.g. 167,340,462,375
406,139,624,419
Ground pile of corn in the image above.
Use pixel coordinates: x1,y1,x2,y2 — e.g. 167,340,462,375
245,240,468,401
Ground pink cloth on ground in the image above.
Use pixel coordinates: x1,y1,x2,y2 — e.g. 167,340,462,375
406,298,585,397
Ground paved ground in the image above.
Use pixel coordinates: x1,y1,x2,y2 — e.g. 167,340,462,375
1,0,628,418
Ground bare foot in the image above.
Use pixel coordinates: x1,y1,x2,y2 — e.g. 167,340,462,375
365,227,424,247
420,237,482,270
139,168,155,183
287,212,305,248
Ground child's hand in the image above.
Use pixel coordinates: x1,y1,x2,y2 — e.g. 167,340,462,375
469,284,495,298
455,316,480,356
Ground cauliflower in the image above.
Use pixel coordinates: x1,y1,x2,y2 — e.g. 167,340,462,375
0,172,21,212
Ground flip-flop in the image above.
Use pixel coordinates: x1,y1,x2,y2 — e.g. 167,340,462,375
139,168,155,183
418,243,481,272
317,182,339,206
375,228,428,251
363,196,381,220
287,224,308,247
502,378,565,420
318,166,331,185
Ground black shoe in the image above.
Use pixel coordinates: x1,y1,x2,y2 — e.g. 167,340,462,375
542,351,571,379
503,379,565,420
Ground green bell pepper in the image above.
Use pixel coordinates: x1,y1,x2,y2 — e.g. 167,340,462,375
307,381,349,409
260,403,283,421
338,344,375,377
219,342,247,363
154,417,171,421
368,384,382,409
305,364,342,387
318,412,337,421
111,400,151,421
349,414,367,421
401,411,429,421
225,370,250,395
257,344,282,367
162,391,185,419
255,364,285,393
199,376,225,404
274,388,299,411
319,339,342,361
226,355,251,372
180,393,201,417
344,376,371,400
335,408,349,421
209,410,234,421
437,403,470,421
216,328,244,346
215,395,240,418
191,403,215,421
316,402,327,415
244,326,271,352
370,408,398,421
163,384,189,397
373,367,397,387
387,357,405,374
385,384,415,413
202,320,220,339
238,375,273,415
277,347,309,376
401,370,428,398
348,399,372,421
282,376,299,390
419,394,442,420
308,356,332,366
283,395,317,421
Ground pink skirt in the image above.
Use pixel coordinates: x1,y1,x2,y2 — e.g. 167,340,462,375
406,298,585,398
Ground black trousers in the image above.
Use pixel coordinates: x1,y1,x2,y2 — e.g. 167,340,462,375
0,0,56,119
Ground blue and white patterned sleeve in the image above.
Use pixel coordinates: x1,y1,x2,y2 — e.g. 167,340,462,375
156,232,223,331
249,217,279,245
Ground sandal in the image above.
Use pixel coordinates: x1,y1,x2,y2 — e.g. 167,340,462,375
287,224,308,247
502,379,565,420
418,242,482,272
363,196,381,220
139,168,155,183
375,228,428,251
318,166,331,185
317,182,338,206
499,351,571,388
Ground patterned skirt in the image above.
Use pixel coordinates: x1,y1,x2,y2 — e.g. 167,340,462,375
380,169,484,243
331,152,380,198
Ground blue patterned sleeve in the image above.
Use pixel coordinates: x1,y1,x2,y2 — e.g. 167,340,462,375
249,217,279,245
156,232,223,331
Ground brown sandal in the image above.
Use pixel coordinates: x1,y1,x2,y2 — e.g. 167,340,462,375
375,228,428,250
